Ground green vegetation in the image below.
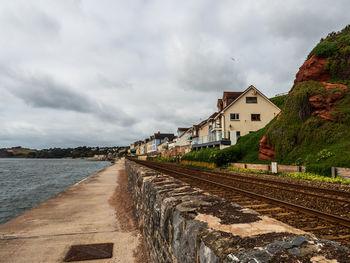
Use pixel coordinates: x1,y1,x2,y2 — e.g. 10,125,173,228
226,166,268,174
308,25,350,81
270,94,288,109
280,172,350,185
0,146,122,159
307,41,339,59
181,147,221,165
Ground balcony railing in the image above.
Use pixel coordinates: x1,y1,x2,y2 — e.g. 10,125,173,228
191,136,208,145
213,122,222,129
192,132,231,145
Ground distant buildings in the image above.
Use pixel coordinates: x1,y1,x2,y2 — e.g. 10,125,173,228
130,85,280,158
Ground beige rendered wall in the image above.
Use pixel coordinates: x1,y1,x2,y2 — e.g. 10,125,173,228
176,130,191,146
222,89,280,137
198,122,209,138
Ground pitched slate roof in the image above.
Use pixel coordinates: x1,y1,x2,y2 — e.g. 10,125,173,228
177,127,190,132
222,91,243,101
208,112,218,119
151,132,175,141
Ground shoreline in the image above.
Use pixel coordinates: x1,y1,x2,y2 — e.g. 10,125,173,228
0,159,112,226
0,159,143,262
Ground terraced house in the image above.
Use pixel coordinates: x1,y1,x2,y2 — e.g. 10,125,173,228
148,132,175,154
192,85,281,149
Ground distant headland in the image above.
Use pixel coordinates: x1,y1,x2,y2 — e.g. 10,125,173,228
0,146,129,160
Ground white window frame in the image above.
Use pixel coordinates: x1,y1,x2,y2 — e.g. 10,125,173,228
230,113,240,121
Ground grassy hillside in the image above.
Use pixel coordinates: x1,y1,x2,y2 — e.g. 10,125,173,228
265,81,350,175
270,94,287,109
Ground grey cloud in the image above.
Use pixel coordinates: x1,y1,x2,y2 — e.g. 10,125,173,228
0,4,60,39
176,50,247,92
1,69,135,125
96,75,134,90
1,0,350,148
260,1,350,43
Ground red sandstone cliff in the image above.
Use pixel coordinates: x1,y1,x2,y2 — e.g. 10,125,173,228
258,136,275,161
294,55,330,86
309,85,346,121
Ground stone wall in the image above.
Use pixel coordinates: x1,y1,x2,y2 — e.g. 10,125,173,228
125,159,350,263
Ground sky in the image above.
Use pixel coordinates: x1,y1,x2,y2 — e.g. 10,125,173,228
0,0,349,149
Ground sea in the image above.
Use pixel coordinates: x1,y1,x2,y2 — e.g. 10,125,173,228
0,158,111,225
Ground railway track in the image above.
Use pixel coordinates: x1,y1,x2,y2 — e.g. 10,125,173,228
129,158,350,247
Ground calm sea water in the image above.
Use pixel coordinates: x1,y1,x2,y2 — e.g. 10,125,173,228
0,158,111,225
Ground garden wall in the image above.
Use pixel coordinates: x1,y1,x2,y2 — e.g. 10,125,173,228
333,167,350,180
230,163,306,174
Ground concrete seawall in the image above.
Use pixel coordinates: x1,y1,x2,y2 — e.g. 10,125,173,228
0,159,145,263
125,159,350,263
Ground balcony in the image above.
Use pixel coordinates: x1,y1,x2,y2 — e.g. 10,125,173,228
213,122,222,130
191,133,231,150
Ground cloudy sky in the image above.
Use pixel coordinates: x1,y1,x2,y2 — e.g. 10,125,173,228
0,0,349,148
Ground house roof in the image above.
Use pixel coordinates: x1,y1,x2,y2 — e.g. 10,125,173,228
197,119,208,128
208,112,218,119
222,91,244,109
223,91,243,101
178,128,191,138
134,141,142,146
177,127,190,132
151,132,175,141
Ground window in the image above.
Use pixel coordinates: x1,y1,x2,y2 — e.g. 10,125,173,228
236,131,241,137
251,114,261,121
246,97,257,103
230,113,239,120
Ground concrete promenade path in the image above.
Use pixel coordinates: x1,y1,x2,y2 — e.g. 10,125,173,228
0,159,142,263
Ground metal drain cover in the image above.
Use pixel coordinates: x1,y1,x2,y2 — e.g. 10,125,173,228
64,243,113,262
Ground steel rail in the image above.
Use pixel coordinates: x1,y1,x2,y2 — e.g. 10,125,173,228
134,159,350,228
152,162,350,203
165,162,350,198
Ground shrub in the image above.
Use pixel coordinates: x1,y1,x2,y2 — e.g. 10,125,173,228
306,163,332,177
214,146,242,166
316,149,334,162
281,172,350,185
307,41,339,59
182,147,220,164
181,146,241,167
